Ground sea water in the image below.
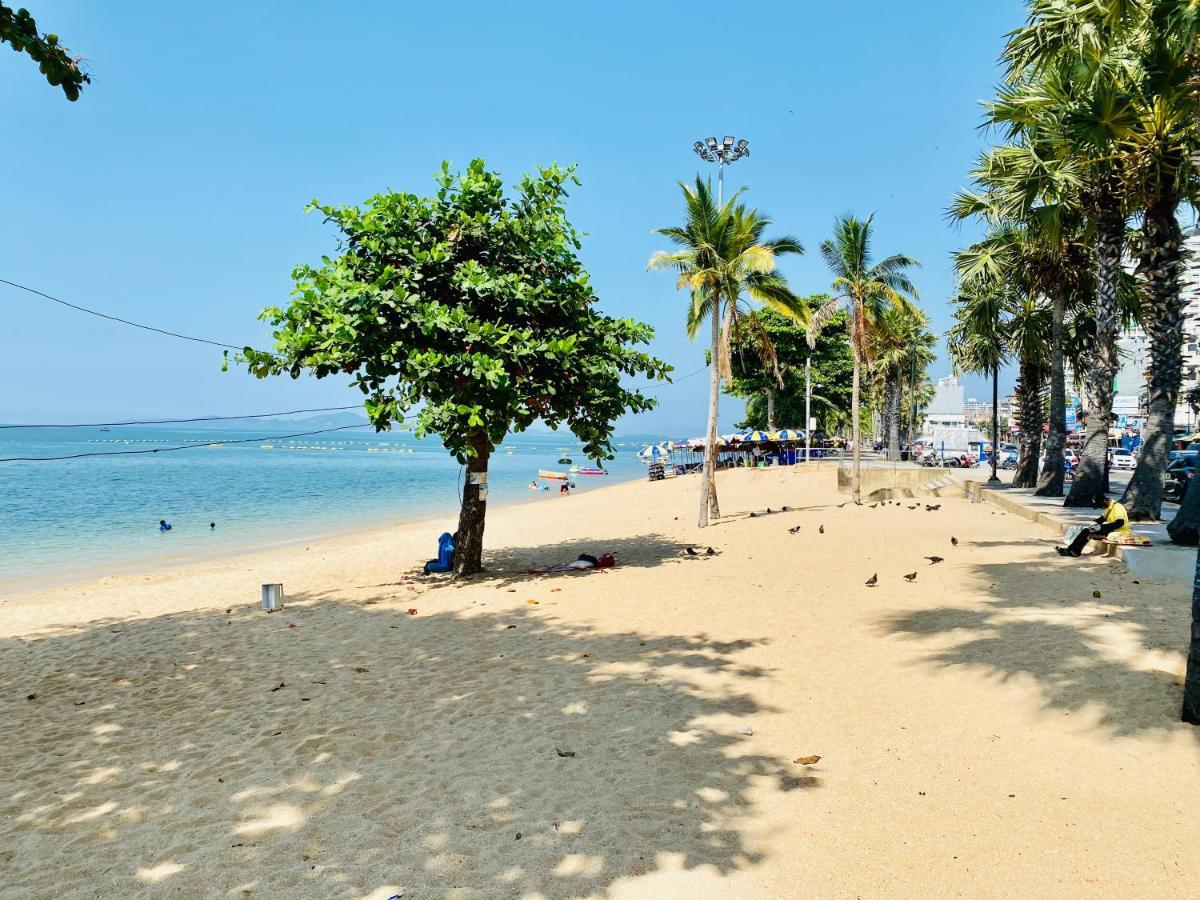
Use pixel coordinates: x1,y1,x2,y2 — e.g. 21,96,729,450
0,426,654,591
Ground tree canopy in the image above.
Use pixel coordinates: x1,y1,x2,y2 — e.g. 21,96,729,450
245,159,669,574
1,4,88,100
724,303,854,432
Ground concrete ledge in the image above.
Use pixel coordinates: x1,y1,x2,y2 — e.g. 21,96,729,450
964,480,1194,584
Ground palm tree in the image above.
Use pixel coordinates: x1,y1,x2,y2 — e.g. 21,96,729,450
948,280,1010,480
1006,0,1200,520
991,36,1137,508
814,215,919,503
1007,292,1052,488
870,305,935,460
649,177,805,527
950,142,1093,498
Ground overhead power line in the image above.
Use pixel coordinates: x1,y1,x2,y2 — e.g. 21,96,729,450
0,424,375,463
0,405,363,430
1,276,247,350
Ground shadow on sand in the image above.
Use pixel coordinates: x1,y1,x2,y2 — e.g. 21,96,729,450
878,549,1198,742
1,598,812,897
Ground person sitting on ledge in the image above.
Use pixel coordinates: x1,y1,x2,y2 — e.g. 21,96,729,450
1056,496,1130,557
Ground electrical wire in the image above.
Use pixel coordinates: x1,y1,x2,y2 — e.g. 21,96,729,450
0,424,373,462
1,276,247,351
0,405,362,430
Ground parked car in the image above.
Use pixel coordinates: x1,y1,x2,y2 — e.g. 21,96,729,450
1063,448,1079,466
1108,447,1136,470
1164,456,1196,503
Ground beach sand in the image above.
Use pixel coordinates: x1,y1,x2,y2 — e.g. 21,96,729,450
2,465,1197,898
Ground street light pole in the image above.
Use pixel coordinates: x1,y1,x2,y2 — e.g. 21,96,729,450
691,135,750,526
989,362,1001,483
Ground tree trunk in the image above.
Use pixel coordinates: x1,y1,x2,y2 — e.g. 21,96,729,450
452,430,490,577
1067,189,1124,508
1169,469,1200,546
1036,291,1066,496
699,301,721,528
887,375,901,460
1122,200,1185,521
1013,357,1044,488
1184,548,1200,725
849,348,859,501
765,387,776,432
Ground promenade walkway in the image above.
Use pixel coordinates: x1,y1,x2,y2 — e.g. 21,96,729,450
963,476,1194,584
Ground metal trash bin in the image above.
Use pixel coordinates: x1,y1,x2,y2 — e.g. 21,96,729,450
261,583,284,612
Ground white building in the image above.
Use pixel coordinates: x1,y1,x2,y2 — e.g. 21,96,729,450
924,376,965,429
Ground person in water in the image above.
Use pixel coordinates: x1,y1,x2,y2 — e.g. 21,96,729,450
159,520,172,532
210,522,216,530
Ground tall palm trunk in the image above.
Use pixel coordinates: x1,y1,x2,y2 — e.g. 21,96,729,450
1168,470,1200,546
887,375,902,459
1067,188,1124,508
1122,200,1185,521
1014,356,1044,488
1185,548,1200,725
1036,291,1066,496
765,387,776,432
699,299,722,528
850,298,863,502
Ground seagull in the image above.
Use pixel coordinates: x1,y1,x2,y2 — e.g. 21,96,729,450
766,507,773,514
819,525,825,534
925,504,941,511
705,547,716,556
870,503,879,509
951,536,959,546
925,556,944,565
865,573,878,587
788,525,802,534
903,572,918,582
686,547,697,556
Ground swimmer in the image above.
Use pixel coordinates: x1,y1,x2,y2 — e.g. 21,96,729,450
159,520,172,532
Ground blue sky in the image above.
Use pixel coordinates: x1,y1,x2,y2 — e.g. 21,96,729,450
1,1,1024,434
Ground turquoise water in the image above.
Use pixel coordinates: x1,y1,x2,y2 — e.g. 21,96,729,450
0,426,652,590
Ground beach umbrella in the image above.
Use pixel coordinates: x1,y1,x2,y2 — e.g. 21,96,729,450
742,430,778,442
775,428,802,441
637,444,670,460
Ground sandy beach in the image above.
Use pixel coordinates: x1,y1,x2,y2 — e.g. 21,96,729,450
2,465,1197,898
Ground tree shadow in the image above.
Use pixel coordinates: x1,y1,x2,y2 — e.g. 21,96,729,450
879,555,1198,742
1,600,810,897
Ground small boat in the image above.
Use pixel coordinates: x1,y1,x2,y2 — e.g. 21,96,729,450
557,457,573,465
538,469,569,480
99,426,111,432
578,467,607,476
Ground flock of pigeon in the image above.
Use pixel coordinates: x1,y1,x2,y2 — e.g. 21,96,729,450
856,500,956,587
688,498,961,587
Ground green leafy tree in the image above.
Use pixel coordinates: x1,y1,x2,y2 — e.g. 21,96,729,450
244,160,669,576
1,3,88,100
724,303,855,433
814,214,919,503
649,177,805,527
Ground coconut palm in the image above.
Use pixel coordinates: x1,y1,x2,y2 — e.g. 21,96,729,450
649,177,806,527
813,215,919,503
948,280,1011,481
869,305,936,460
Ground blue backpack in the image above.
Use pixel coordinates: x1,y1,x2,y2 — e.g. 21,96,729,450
423,532,455,574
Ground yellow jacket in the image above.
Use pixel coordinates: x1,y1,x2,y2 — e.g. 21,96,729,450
1103,501,1132,537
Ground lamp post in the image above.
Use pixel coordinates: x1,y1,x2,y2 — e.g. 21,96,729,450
693,135,750,206
691,135,749,525
806,356,820,463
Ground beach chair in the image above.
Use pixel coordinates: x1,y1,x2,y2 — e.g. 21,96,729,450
423,532,455,574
